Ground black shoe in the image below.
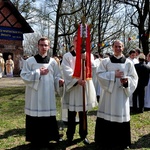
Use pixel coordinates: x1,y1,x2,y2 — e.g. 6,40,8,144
58,137,63,142
56,135,64,143
132,108,138,113
83,138,90,145
124,146,130,149
40,148,50,150
118,145,130,150
138,108,144,113
66,139,73,146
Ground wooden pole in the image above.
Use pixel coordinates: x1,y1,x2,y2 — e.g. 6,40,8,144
81,16,87,131
82,58,86,130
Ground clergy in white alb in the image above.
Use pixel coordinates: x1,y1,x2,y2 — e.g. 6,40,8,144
20,37,64,149
94,40,138,149
61,51,97,112
61,32,97,144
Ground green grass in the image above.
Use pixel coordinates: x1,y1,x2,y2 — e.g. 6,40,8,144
0,86,150,150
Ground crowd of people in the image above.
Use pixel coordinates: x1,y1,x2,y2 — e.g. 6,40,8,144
0,53,31,78
1,35,149,150
0,54,14,78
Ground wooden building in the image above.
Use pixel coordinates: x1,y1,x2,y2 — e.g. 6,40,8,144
0,0,34,76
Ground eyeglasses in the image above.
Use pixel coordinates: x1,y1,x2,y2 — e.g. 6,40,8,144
39,44,49,47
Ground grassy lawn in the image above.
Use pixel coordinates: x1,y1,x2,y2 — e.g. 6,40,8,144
0,86,150,150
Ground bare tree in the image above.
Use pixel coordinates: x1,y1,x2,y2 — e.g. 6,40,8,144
11,0,37,23
47,0,125,55
18,0,147,57
53,0,86,55
115,0,149,55
97,0,125,53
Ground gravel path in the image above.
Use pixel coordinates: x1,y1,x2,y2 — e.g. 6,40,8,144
0,77,25,88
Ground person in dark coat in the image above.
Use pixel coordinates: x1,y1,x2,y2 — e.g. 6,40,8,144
132,53,150,113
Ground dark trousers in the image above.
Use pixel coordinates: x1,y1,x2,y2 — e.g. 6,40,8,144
66,110,88,140
132,86,145,112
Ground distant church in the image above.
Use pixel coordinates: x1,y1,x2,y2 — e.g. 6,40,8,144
0,0,34,75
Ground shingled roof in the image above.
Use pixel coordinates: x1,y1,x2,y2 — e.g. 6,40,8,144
1,0,34,33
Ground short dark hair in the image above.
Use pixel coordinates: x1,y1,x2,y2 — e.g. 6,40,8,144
135,48,141,54
38,37,50,45
112,40,124,47
129,50,136,55
70,45,74,49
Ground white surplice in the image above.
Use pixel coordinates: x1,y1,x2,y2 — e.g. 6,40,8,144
96,57,138,123
92,58,102,96
61,52,97,112
20,56,62,117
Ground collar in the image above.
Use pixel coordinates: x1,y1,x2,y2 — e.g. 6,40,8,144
114,54,123,59
70,50,76,57
39,53,47,58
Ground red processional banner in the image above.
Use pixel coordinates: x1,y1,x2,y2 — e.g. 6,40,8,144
72,24,92,80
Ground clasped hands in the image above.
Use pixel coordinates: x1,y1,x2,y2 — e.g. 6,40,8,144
40,67,64,87
115,70,128,84
77,53,86,86
59,79,64,87
40,67,49,75
78,78,86,87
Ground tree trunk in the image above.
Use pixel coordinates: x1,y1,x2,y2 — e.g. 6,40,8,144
98,0,102,54
53,0,63,56
140,33,149,56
